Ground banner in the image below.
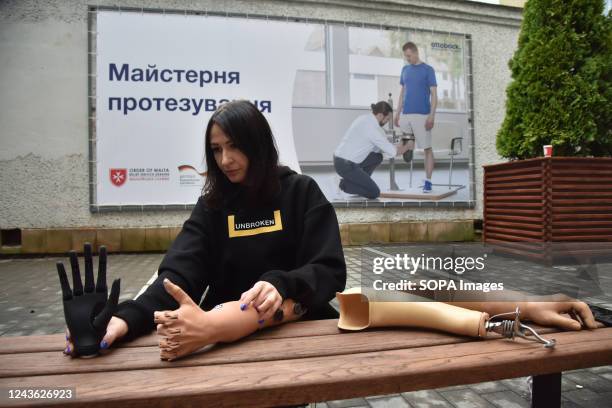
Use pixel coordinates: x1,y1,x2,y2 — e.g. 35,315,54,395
95,11,322,205
94,10,473,208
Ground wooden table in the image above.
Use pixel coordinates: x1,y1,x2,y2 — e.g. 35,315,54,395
1,320,611,407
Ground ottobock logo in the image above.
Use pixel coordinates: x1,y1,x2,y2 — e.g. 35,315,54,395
431,42,460,51
110,168,127,187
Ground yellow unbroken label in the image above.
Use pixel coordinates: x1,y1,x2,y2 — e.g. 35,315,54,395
227,210,283,238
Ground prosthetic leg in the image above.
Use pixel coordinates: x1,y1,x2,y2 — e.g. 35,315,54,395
336,287,555,348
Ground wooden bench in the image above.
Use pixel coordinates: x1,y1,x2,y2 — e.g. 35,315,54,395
0,320,610,407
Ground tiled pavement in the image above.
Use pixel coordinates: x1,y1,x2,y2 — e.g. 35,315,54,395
0,246,610,407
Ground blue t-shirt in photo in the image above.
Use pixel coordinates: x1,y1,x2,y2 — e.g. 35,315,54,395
400,63,437,114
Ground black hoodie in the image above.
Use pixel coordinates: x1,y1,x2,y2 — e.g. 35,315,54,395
114,166,347,340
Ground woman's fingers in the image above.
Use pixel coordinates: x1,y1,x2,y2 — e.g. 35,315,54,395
64,339,75,356
240,282,264,310
63,327,74,356
262,297,283,321
241,281,286,322
253,286,274,308
241,282,285,323
99,316,129,350
252,282,280,308
251,283,283,321
63,339,75,356
257,294,282,321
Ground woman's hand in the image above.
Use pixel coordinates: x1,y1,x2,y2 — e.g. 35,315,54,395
64,316,128,357
524,297,599,331
239,281,283,323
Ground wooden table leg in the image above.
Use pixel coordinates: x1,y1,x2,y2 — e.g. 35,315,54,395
531,372,561,408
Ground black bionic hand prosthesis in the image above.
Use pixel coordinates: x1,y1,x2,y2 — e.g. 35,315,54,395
56,243,120,356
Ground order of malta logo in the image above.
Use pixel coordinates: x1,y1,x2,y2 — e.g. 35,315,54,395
110,169,127,187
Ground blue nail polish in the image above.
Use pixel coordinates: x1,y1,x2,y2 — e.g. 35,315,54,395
240,303,247,311
65,334,69,340
66,345,71,354
258,319,264,325
100,340,108,349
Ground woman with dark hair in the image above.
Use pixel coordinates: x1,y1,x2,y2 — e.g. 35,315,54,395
202,100,281,208
333,101,412,199
63,100,347,360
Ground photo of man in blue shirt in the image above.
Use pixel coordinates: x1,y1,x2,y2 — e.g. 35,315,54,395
394,41,438,193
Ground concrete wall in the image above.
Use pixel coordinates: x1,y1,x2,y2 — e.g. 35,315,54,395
0,0,522,230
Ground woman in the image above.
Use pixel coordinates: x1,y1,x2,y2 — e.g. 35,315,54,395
64,100,347,360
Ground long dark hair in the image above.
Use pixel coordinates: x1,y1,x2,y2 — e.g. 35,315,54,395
202,100,280,208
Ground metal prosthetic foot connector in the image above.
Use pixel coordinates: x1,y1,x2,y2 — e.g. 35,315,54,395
485,307,556,348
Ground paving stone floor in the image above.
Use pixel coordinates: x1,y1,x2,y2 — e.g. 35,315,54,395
0,245,610,407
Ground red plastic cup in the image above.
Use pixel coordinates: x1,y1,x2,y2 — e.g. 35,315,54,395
543,145,552,157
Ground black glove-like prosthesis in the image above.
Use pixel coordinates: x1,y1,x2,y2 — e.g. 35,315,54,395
57,243,120,356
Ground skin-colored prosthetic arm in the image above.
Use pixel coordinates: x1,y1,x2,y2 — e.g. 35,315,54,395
337,287,600,347
445,293,599,332
336,287,488,338
154,279,304,361
410,286,598,331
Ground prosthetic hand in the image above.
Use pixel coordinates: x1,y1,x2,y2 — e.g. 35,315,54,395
57,243,121,357
336,287,555,348
155,279,306,361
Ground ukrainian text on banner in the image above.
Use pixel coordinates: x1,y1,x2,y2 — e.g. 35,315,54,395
96,11,318,205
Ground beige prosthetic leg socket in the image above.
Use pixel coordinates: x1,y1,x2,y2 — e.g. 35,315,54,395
336,287,489,338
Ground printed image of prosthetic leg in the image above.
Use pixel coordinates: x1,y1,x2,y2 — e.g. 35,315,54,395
336,287,555,348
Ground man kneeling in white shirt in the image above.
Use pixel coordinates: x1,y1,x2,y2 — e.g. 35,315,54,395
333,101,411,199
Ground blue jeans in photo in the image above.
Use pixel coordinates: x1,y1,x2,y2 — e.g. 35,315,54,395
333,152,383,199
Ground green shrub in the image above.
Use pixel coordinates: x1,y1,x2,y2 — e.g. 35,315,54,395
497,0,612,159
